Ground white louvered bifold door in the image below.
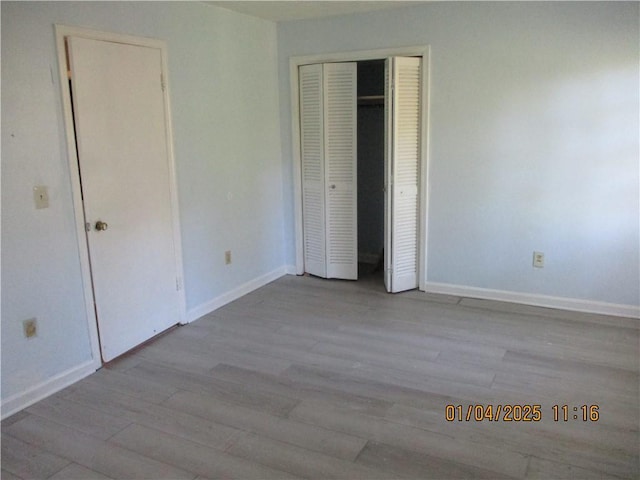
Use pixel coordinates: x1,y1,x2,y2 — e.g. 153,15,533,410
300,63,357,280
385,57,421,293
300,64,327,278
323,63,357,280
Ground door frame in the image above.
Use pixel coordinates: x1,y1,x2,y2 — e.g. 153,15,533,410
290,46,431,290
54,25,186,366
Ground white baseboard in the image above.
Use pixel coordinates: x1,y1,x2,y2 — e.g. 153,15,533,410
284,264,298,275
424,282,640,319
186,266,289,323
1,358,100,420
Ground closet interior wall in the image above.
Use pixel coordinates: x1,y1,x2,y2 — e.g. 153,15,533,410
356,60,385,270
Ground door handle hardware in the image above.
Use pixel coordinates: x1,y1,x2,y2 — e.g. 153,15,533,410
95,220,109,231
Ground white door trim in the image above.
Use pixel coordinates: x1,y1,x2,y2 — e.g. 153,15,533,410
289,46,430,289
54,25,186,366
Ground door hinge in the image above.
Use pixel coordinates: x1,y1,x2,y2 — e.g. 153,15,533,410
176,277,182,291
85,222,91,232
161,74,166,92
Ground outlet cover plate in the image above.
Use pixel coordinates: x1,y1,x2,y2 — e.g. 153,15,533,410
33,186,49,209
533,251,544,268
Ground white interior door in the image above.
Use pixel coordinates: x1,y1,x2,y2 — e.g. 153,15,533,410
68,36,181,362
385,57,421,293
300,62,358,280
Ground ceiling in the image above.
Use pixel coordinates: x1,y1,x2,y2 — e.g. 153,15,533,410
206,1,420,22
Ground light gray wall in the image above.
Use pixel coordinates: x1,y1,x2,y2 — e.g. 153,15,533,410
1,1,284,401
278,2,640,306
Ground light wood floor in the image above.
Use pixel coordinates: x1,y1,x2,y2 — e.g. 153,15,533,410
2,273,639,479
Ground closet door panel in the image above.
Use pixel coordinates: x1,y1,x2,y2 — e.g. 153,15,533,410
386,57,421,293
324,63,358,280
300,64,327,278
384,59,392,291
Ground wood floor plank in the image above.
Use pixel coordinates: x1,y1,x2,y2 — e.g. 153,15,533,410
434,348,508,375
459,297,640,329
356,440,514,479
1,410,31,428
81,367,179,404
1,433,70,479
289,398,530,479
386,401,638,450
338,323,509,360
210,363,393,417
140,335,292,375
294,360,505,408
491,369,637,406
384,403,638,477
102,353,144,373
164,390,367,461
110,423,299,480
500,350,640,396
125,360,298,416
227,433,388,479
133,343,226,375
525,456,630,480
1,469,24,480
26,393,131,440
65,381,246,451
204,322,320,350
282,364,458,411
48,462,114,479
5,416,195,479
277,323,441,361
311,341,495,386
159,325,364,373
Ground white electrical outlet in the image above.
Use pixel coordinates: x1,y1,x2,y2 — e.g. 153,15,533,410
533,251,544,268
33,186,49,209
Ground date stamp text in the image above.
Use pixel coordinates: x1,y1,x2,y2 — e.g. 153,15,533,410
444,404,600,422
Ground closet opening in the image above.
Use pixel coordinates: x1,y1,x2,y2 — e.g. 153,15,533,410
294,47,428,294
356,60,385,282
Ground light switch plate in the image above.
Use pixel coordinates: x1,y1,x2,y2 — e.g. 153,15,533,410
33,186,49,209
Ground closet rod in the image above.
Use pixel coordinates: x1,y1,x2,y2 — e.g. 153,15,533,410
357,95,385,106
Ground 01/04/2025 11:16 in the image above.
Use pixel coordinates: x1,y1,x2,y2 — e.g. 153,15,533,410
444,404,600,422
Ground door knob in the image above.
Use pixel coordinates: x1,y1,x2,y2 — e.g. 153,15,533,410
95,220,108,231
